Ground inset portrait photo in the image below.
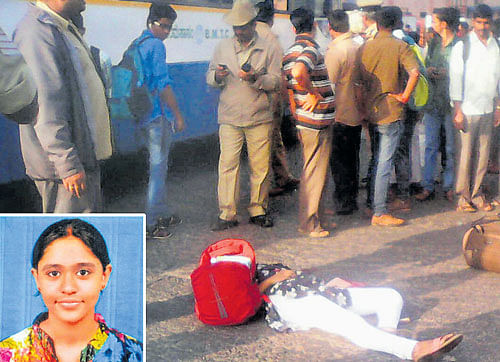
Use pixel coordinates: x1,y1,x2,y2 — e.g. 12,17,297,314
0,215,144,361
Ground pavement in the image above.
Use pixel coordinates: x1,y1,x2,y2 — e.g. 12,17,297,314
111,135,499,362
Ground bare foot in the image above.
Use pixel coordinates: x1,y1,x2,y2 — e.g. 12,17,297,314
412,333,463,361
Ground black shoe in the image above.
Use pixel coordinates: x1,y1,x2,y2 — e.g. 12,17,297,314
146,226,172,239
249,214,274,228
211,218,239,231
282,178,300,192
336,208,354,215
270,178,300,197
157,215,182,228
269,186,285,197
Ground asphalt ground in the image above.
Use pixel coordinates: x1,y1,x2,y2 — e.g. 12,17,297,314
102,134,500,362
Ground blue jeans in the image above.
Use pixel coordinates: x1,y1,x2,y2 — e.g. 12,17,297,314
144,117,173,227
372,121,403,216
422,110,455,192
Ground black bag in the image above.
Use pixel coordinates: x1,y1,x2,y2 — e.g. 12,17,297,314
110,37,153,122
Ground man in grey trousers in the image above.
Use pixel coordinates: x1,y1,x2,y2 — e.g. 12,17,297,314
14,0,112,212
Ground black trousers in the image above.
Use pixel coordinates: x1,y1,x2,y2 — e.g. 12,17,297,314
394,108,420,199
330,123,362,211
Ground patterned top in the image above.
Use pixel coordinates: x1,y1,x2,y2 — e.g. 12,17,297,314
283,34,335,130
0,313,142,362
255,264,351,332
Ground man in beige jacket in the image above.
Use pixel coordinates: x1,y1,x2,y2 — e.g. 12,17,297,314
206,1,281,231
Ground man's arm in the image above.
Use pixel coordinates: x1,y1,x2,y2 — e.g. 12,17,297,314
389,67,419,104
0,52,37,118
149,38,185,132
449,41,465,130
160,86,184,132
206,42,229,88
389,43,420,104
245,44,282,91
324,46,342,86
292,62,324,112
258,269,296,293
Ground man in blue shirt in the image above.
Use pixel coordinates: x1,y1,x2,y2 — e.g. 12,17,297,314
136,3,185,238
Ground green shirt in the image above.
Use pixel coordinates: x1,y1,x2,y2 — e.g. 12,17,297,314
425,35,458,115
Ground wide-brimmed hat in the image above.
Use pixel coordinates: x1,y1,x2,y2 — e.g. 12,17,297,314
223,0,257,27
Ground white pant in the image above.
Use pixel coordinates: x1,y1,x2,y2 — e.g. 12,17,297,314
269,288,417,360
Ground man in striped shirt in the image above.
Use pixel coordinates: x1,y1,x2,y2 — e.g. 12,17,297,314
283,7,335,238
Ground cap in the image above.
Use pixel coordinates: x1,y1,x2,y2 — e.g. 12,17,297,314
223,0,257,27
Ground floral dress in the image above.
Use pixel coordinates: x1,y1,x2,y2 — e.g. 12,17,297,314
255,263,351,332
0,313,142,362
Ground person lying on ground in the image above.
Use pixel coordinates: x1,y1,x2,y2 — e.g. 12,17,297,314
256,263,462,361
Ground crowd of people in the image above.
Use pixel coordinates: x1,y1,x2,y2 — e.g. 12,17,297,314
208,0,500,237
0,0,499,239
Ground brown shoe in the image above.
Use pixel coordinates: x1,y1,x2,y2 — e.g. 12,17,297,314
371,214,405,226
477,202,494,212
415,189,435,201
298,228,330,238
388,198,411,212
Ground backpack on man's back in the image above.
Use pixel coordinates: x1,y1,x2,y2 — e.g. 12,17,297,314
109,36,153,122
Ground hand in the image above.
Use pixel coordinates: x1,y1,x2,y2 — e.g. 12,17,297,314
388,93,409,104
238,67,257,83
453,109,465,131
175,113,185,132
215,65,229,83
62,171,86,198
273,269,296,282
325,277,355,289
494,109,500,127
302,92,324,112
427,67,444,80
426,66,438,79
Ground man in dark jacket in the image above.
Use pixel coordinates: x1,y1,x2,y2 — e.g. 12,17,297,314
14,0,112,212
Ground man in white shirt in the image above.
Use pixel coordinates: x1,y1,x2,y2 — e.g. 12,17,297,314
449,4,500,212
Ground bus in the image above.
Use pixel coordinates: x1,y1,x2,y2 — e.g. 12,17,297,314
0,0,338,184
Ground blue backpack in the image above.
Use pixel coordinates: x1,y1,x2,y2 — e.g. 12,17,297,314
110,36,153,122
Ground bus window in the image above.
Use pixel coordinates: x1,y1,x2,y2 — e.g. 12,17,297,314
121,0,233,9
288,0,341,17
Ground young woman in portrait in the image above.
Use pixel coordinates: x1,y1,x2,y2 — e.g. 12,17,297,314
0,218,143,362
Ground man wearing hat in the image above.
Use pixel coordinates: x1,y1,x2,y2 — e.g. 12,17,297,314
207,0,282,231
357,0,383,40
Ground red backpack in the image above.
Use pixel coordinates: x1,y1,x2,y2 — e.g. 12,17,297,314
190,239,262,325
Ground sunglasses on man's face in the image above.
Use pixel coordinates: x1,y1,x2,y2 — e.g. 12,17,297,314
153,21,173,30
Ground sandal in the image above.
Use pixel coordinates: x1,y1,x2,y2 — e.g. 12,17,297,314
413,333,463,362
298,228,330,238
456,204,476,213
